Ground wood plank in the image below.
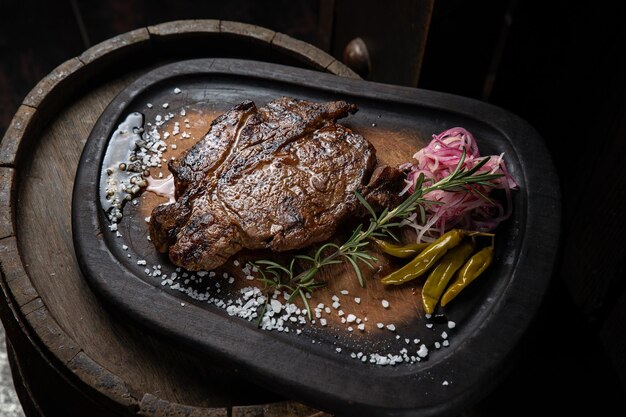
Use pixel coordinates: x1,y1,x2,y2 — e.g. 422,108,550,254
138,393,227,417
0,237,38,308
325,59,359,80
272,32,334,71
22,58,84,109
0,105,39,167
25,305,80,365
75,0,325,50
220,20,276,44
331,0,434,86
80,28,150,65
0,0,84,136
147,19,221,38
231,402,327,417
0,168,15,239
418,0,509,94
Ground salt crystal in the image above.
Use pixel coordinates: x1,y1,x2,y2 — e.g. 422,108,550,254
376,323,384,329
354,297,361,304
346,314,356,323
270,299,282,314
386,324,396,332
174,88,181,94
417,344,429,358
382,299,390,308
448,320,456,329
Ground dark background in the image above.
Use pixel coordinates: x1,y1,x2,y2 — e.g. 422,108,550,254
1,0,625,415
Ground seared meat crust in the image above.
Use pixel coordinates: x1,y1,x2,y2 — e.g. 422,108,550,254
150,97,402,271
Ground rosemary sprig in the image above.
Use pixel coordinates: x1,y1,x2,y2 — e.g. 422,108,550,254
251,150,503,321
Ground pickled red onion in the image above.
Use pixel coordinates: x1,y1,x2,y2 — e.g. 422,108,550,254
401,127,518,242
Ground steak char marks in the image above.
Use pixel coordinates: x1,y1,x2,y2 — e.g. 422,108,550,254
150,97,402,271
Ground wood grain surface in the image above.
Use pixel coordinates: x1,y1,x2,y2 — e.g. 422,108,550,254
0,18,561,417
0,20,357,417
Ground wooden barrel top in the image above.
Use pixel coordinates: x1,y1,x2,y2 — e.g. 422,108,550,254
0,20,358,417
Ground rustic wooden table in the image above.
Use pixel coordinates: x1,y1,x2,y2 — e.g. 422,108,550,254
0,20,358,417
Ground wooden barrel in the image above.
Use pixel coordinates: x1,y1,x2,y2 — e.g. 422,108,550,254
0,20,358,417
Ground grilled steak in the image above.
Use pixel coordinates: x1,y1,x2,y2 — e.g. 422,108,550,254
150,97,403,271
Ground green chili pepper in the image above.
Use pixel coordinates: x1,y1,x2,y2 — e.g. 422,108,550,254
440,245,494,307
372,238,430,258
380,229,466,285
421,240,475,314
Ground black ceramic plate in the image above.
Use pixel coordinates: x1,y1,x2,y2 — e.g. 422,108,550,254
73,58,560,417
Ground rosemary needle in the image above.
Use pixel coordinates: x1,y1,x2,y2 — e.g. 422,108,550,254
251,150,503,322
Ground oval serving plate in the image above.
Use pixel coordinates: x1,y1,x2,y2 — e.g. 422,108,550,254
72,58,560,417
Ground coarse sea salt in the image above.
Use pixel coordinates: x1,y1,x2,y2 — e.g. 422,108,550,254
152,259,447,366
113,109,460,367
